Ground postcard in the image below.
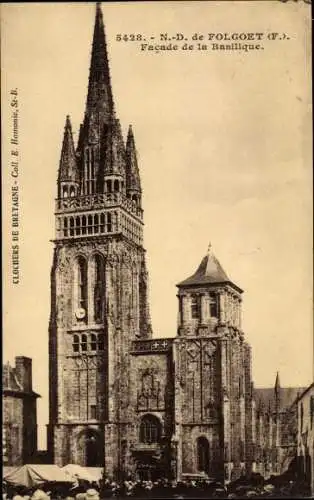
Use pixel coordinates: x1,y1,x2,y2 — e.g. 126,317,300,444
2,1,313,497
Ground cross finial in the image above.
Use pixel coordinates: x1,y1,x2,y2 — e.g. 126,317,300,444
207,242,212,254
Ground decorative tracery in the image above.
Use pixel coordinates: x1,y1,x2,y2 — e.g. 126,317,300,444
139,414,162,444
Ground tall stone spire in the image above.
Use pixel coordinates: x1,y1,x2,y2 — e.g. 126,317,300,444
85,2,114,120
58,115,79,184
126,125,141,194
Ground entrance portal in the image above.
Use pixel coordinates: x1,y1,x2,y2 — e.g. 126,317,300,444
197,437,210,474
78,428,103,467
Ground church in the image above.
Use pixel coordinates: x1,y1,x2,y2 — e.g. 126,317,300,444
47,3,300,483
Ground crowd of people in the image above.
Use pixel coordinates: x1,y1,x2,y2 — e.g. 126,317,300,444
3,471,312,499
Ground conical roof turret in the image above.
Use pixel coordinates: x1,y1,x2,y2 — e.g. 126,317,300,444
58,115,79,183
126,125,141,192
177,244,243,293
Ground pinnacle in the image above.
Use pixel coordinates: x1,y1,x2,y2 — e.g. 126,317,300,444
126,125,141,192
85,2,114,118
275,371,281,393
103,118,126,176
58,115,79,183
65,115,72,130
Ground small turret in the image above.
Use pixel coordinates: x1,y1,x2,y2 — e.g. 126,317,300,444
274,371,281,413
102,118,126,194
126,125,141,207
176,243,243,336
58,115,80,198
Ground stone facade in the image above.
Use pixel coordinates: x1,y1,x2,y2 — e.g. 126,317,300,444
48,3,305,483
3,357,40,465
252,383,307,479
296,383,314,495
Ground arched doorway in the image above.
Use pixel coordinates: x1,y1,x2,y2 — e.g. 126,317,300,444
78,429,104,467
197,436,210,474
136,415,163,480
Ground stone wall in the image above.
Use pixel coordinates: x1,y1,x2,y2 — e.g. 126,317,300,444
48,235,152,471
3,357,38,466
3,396,24,465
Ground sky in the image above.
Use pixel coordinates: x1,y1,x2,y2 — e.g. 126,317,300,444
2,2,313,450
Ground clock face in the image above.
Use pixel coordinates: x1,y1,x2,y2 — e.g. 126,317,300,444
75,308,86,320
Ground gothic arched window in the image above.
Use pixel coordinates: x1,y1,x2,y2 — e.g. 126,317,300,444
139,414,161,444
90,149,95,194
209,293,218,318
94,214,99,234
191,295,200,319
100,213,105,233
69,217,74,236
81,334,87,352
114,180,119,192
107,213,112,232
178,296,183,324
82,215,87,235
197,437,210,473
90,333,97,351
88,215,93,235
85,149,90,195
75,216,81,236
77,256,88,315
94,254,103,322
84,147,96,195
64,218,68,237
73,334,80,352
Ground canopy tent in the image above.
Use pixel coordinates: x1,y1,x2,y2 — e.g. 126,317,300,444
3,467,16,478
62,465,100,483
84,468,103,482
3,464,74,487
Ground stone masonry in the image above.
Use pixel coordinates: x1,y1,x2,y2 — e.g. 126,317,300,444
48,2,306,483
3,357,40,465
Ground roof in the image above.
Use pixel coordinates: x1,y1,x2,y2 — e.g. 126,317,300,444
294,382,314,402
254,387,307,412
177,248,243,292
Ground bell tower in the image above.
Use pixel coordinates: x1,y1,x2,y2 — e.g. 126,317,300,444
173,245,254,481
48,3,152,474
176,244,243,337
